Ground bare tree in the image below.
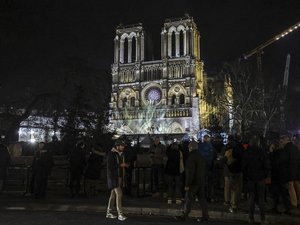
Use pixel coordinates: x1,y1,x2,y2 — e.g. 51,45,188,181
215,61,262,136
260,86,281,137
215,61,283,137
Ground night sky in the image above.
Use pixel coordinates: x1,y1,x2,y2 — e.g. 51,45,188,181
1,0,300,129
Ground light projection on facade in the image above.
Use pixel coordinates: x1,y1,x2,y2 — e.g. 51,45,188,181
109,15,210,135
146,87,162,105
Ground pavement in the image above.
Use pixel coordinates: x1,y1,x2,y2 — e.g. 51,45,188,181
0,186,300,225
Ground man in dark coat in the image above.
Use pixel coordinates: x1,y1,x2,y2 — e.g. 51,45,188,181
198,135,216,202
84,144,105,180
68,140,86,198
0,143,11,192
106,139,128,221
83,143,105,197
243,135,270,225
31,142,54,199
123,138,137,197
165,141,183,204
280,133,300,208
269,139,290,213
149,136,166,197
223,135,243,212
176,140,209,222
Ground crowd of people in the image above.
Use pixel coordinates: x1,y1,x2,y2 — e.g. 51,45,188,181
1,132,300,224
106,133,300,224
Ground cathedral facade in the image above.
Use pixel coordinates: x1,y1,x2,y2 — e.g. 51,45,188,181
109,15,211,135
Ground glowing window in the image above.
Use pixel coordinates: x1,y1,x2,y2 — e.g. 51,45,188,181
146,88,162,104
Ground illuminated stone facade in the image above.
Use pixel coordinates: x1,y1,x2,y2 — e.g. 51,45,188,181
109,15,210,135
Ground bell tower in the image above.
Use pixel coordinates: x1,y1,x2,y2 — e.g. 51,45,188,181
160,14,200,60
114,23,145,64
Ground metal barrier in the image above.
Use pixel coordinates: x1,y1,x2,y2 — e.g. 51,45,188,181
6,165,31,195
134,166,152,197
6,156,153,198
6,164,70,195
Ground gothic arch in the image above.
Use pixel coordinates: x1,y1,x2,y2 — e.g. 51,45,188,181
130,96,135,107
124,38,129,63
131,34,137,62
128,32,137,39
171,31,176,57
168,84,187,97
168,26,177,33
120,33,129,40
171,95,176,105
118,88,136,107
177,25,185,32
169,122,184,133
179,94,185,104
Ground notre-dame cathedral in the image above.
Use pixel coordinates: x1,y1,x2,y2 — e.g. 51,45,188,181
109,15,216,136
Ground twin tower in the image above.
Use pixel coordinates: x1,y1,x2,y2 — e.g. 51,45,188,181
109,15,210,135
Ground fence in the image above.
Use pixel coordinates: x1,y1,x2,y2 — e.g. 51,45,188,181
4,154,155,197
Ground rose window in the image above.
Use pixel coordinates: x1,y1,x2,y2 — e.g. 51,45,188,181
146,88,162,104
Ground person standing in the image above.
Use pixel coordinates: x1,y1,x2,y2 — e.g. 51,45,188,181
149,136,166,197
223,135,243,213
0,143,11,193
106,139,128,221
175,140,209,222
68,140,86,198
84,143,105,180
243,135,270,225
123,138,137,197
221,135,235,206
83,144,105,196
280,133,300,209
31,142,54,199
165,141,184,204
269,139,290,213
198,134,216,202
179,140,190,198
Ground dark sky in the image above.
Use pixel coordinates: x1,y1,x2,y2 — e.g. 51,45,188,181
1,0,300,129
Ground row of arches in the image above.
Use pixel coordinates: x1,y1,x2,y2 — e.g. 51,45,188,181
115,23,198,64
141,68,163,81
115,31,144,64
117,84,188,108
121,97,136,108
118,66,185,83
119,69,135,83
118,95,185,107
115,60,189,84
123,36,136,63
161,24,199,59
170,30,184,57
118,29,188,63
112,108,190,121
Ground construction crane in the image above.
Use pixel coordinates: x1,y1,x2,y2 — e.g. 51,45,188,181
243,21,300,72
280,54,291,130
